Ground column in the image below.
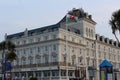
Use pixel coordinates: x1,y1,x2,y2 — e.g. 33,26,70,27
41,71,43,79
49,70,52,80
86,67,89,80
59,69,61,80
26,72,28,80
19,72,21,80
33,71,36,77
11,72,15,80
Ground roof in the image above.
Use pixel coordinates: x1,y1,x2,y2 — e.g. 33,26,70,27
7,23,60,39
100,60,113,67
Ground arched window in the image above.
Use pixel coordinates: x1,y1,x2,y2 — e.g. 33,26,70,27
89,28,91,37
62,54,66,62
28,56,33,64
52,52,57,62
36,55,41,64
44,55,49,63
21,57,26,65
16,58,19,65
72,55,76,65
86,28,88,37
91,29,93,37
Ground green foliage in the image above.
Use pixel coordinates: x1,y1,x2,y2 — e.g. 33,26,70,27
30,77,37,80
109,9,120,43
0,40,17,62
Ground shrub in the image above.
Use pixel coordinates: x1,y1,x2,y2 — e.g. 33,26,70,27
30,77,37,80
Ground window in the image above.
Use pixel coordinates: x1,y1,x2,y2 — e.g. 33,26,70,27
87,49,89,56
35,72,41,77
21,58,26,65
72,37,74,42
37,47,41,53
36,56,41,63
64,45,66,51
52,55,57,62
89,28,90,37
21,73,26,77
68,71,73,76
45,46,48,51
52,71,59,76
78,57,82,64
109,54,111,60
92,60,96,67
80,49,82,54
53,35,57,39
119,64,120,68
29,39,33,43
98,45,100,49
99,52,101,58
86,28,88,37
92,43,94,48
30,48,33,54
37,38,41,42
44,36,48,40
79,40,81,44
91,29,93,37
23,40,26,44
63,56,66,62
104,46,106,51
53,44,57,50
16,59,19,65
61,70,66,76
17,41,20,45
72,56,76,65
87,58,89,65
87,42,89,46
43,71,50,77
104,53,106,59
72,48,74,53
45,55,49,63
23,49,26,55
28,57,33,64
16,50,19,56
64,36,66,40
68,29,70,31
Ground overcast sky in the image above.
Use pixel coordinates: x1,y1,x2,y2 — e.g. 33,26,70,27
0,0,120,41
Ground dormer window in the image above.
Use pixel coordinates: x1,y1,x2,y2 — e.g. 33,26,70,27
68,29,70,31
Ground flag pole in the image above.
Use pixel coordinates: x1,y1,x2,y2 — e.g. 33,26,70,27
65,13,78,80
65,13,69,80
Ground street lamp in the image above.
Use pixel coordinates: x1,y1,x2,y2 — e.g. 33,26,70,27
88,66,96,80
113,68,119,80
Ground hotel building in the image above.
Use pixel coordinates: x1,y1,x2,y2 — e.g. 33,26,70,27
0,8,120,80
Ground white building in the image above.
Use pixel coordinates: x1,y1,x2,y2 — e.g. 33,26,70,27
0,8,120,80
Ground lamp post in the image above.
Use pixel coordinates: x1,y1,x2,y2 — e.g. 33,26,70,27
113,68,119,80
88,66,96,80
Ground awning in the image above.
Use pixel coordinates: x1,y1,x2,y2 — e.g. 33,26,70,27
100,59,113,67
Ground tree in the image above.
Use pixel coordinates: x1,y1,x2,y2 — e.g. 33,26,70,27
0,40,17,80
109,9,120,43
0,40,17,61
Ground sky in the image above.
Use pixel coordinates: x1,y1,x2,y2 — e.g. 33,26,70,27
0,0,120,41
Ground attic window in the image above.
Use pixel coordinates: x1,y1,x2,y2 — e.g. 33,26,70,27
75,31,78,34
114,42,117,46
118,43,120,47
105,38,107,43
109,40,112,44
99,37,102,41
68,29,70,31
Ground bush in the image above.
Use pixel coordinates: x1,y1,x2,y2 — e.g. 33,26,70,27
30,77,37,80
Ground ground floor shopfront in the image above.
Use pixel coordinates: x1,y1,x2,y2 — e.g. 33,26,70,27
3,66,120,80
11,66,86,80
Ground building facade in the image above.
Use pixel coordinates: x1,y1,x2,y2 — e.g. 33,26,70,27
0,8,120,80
